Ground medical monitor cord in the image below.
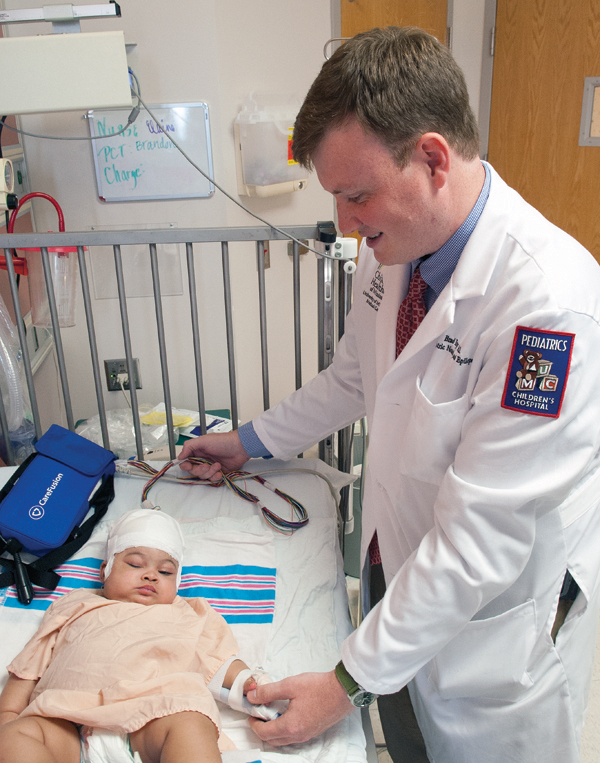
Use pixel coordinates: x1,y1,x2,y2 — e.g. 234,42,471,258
0,71,338,260
131,91,328,259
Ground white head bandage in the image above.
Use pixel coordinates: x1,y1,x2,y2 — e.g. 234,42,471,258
103,509,185,587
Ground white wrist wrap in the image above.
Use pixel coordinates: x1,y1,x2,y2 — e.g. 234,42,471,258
228,667,287,720
228,668,253,713
207,656,237,703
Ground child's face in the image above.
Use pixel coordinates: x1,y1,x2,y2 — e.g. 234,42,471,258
99,546,179,605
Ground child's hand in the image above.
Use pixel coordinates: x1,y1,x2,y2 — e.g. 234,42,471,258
243,678,257,696
244,670,289,721
228,668,287,721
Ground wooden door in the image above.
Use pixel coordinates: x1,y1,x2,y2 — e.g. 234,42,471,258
341,0,448,44
487,0,600,260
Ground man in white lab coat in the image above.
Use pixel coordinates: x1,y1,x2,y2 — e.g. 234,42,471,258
180,27,600,762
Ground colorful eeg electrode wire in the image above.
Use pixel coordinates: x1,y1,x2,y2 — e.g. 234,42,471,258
125,458,309,535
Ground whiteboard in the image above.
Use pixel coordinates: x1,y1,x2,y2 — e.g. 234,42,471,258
87,102,214,202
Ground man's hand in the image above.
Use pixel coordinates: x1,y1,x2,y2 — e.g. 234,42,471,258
245,671,354,746
178,431,249,481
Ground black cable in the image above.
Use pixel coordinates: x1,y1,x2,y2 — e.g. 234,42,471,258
0,94,141,142
0,114,5,159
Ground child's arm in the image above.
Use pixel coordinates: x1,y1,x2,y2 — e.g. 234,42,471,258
0,674,37,725
222,659,256,695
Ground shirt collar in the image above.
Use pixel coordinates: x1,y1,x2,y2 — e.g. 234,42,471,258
416,161,491,308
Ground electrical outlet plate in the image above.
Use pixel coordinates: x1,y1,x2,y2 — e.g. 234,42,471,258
104,358,142,391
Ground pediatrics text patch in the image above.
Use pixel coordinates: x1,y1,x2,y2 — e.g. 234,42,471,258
501,326,574,418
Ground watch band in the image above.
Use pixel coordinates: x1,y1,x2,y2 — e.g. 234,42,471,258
334,660,378,707
335,660,361,695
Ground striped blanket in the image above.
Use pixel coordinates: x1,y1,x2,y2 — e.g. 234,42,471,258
1,558,276,624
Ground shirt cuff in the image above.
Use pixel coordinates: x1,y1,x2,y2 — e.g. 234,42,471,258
238,421,273,459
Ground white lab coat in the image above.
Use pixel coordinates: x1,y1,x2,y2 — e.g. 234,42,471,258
253,166,600,762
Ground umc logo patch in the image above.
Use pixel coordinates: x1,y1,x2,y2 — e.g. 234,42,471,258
501,326,574,418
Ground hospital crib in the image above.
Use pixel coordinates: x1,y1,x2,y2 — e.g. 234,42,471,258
0,223,377,763
0,222,359,532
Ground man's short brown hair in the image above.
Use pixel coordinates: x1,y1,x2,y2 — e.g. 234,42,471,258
292,26,479,169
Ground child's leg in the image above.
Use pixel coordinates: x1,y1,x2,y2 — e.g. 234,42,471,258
130,711,221,763
0,715,80,763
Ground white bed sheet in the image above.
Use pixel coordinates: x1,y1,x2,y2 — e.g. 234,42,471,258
0,458,367,763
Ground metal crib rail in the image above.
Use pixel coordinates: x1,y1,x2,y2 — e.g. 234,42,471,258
0,225,352,475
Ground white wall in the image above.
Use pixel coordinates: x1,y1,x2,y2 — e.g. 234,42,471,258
451,0,487,115
2,0,333,426
2,0,491,431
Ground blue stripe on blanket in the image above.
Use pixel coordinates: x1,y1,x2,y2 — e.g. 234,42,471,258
2,558,103,610
2,559,277,623
180,564,276,624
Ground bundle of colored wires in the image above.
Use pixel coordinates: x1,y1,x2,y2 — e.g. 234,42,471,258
126,458,309,535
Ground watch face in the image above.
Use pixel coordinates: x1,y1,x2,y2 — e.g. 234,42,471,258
351,690,377,707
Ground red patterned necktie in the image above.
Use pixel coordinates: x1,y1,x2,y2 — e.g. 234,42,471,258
369,265,428,566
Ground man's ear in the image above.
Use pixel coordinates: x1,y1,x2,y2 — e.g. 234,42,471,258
99,561,107,584
415,133,450,189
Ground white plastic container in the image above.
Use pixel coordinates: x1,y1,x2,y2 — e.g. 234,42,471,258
234,94,308,196
21,247,78,328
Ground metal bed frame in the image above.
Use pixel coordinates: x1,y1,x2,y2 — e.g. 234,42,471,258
0,223,379,763
0,223,355,516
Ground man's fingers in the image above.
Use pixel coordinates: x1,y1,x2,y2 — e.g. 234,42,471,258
179,459,223,481
246,680,288,706
247,715,309,746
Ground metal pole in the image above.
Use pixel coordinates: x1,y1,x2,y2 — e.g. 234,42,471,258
186,242,207,435
113,245,143,459
256,241,270,411
336,262,355,535
77,245,110,449
292,240,302,390
149,243,176,459
40,247,74,430
221,242,238,429
318,256,335,465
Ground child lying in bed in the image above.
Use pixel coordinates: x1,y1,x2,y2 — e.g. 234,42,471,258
0,508,277,763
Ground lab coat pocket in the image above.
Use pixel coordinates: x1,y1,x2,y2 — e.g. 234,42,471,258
429,599,536,701
398,378,469,486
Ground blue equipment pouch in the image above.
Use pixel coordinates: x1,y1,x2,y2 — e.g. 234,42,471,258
0,425,116,605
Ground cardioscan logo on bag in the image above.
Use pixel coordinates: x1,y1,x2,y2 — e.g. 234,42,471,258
29,472,64,520
501,326,574,418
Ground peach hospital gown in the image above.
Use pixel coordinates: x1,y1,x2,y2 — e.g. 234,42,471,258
8,588,239,749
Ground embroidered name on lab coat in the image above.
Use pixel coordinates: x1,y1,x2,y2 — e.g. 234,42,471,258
435,335,473,366
363,266,384,312
501,326,575,417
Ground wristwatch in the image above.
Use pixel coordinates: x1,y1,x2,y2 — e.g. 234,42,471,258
335,661,378,707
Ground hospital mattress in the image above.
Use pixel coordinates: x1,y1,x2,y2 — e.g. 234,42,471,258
0,457,367,763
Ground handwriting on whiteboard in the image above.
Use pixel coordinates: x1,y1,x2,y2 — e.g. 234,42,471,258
94,117,178,189
88,102,213,202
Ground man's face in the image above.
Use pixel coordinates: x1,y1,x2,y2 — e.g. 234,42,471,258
100,546,179,605
312,120,440,266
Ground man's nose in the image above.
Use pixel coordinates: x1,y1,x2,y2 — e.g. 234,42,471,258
336,200,359,236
